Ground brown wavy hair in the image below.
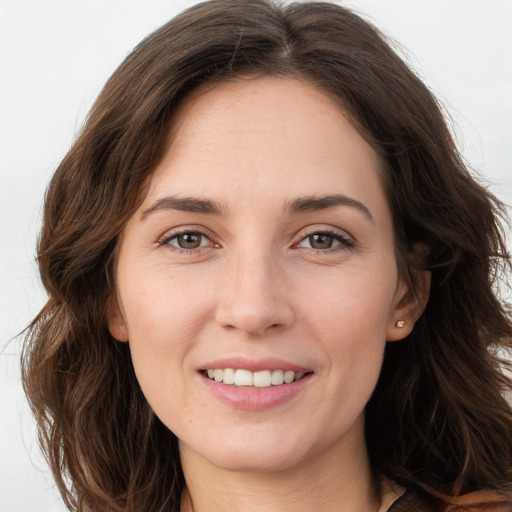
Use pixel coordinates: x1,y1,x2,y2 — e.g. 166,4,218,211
22,1,512,510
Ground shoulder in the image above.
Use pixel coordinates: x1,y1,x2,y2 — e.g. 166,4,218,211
388,489,512,512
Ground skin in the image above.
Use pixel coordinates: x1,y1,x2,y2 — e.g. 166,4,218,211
108,77,427,512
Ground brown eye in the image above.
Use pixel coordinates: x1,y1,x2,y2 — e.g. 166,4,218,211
309,233,334,249
297,230,353,251
169,232,208,249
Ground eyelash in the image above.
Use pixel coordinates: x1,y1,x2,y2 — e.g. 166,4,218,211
293,228,355,253
158,228,218,254
158,227,355,255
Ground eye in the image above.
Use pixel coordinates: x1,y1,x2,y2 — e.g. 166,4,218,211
296,230,354,251
300,233,337,250
164,231,212,250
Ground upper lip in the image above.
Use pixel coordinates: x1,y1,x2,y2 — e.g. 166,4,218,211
199,357,310,373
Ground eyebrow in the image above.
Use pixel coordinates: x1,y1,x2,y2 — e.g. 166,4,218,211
141,196,225,219
286,194,374,222
141,193,374,222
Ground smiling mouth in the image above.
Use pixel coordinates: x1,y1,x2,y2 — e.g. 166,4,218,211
202,368,311,388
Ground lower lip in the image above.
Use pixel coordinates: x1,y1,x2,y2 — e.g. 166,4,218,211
200,373,313,411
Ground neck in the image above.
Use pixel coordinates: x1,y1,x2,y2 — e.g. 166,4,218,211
180,421,382,512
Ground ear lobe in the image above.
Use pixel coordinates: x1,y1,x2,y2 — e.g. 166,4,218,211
106,296,129,342
386,270,431,342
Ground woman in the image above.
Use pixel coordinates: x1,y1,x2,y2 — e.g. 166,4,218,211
22,0,512,511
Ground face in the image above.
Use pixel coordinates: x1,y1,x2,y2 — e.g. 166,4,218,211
108,77,419,474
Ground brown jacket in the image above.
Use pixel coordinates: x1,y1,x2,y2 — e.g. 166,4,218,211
389,489,512,512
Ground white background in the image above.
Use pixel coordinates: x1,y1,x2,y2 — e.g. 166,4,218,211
1,1,511,510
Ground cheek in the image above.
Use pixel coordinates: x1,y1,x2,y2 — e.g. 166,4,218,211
304,266,396,340
121,265,214,340
305,270,395,391
322,298,387,383
120,283,208,431
116,270,215,399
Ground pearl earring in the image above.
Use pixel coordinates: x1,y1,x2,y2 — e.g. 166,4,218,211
395,320,406,328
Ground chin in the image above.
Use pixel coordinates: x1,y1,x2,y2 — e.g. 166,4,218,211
180,432,310,474
209,450,304,473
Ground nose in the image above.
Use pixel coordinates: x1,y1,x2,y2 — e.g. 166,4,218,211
215,248,294,337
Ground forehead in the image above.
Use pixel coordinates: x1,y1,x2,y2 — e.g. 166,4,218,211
144,76,387,218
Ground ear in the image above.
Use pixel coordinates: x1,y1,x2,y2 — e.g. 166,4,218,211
386,270,431,342
106,295,129,342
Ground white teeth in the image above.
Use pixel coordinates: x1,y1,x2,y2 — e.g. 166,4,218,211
205,368,308,387
234,369,253,386
271,369,284,385
253,370,272,388
283,370,295,384
223,368,235,385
